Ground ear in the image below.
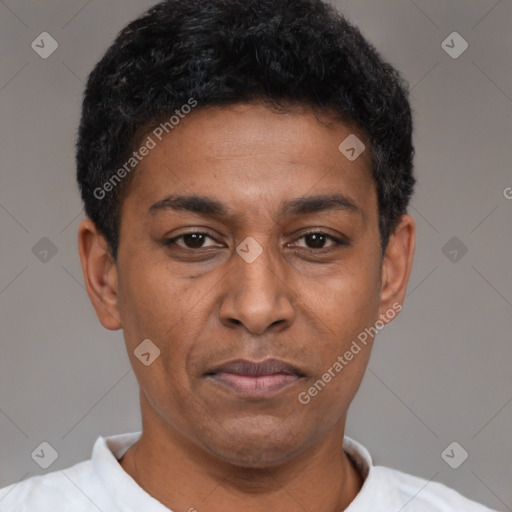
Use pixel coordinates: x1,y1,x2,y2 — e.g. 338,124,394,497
378,214,415,320
78,218,122,330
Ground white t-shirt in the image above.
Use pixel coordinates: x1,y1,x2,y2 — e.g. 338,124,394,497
0,431,496,511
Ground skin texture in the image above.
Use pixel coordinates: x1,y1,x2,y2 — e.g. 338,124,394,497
78,103,415,512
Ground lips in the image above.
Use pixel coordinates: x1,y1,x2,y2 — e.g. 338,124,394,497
205,358,305,398
206,358,305,378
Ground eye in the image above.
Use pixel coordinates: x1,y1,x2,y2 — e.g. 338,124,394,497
164,230,348,252
290,231,348,251
164,232,220,249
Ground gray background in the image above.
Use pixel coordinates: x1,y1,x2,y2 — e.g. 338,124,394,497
0,0,510,510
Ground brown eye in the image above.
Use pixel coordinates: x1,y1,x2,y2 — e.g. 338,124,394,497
303,233,329,249
164,232,219,249
293,232,347,250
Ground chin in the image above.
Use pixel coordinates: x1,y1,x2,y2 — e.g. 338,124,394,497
203,417,307,468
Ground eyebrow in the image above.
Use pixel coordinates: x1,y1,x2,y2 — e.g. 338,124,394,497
148,193,360,218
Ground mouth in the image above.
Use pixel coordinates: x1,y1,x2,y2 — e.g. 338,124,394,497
204,358,305,398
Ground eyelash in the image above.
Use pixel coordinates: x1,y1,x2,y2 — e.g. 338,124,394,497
163,230,349,253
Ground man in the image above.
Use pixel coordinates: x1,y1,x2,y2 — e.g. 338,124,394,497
0,0,496,510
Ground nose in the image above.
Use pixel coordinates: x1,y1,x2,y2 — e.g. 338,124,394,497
218,242,296,335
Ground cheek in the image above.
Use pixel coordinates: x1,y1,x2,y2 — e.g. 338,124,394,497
117,262,201,417
310,260,381,343
117,260,215,382
118,259,193,338
298,274,378,419
297,255,381,407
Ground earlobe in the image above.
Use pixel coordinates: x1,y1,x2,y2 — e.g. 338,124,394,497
378,214,416,319
78,218,122,330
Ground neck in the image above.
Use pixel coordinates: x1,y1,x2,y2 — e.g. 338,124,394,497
120,396,363,512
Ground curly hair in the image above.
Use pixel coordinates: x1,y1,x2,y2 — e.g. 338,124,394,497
76,0,415,260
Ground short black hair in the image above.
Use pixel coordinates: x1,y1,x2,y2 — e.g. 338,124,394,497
76,0,415,261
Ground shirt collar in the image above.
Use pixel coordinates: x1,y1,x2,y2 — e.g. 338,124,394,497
342,435,379,510
92,430,170,511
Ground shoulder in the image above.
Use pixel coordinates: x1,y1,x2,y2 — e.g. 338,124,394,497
0,460,99,512
343,436,496,511
373,465,496,511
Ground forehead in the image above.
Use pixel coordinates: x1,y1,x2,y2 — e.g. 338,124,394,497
124,103,376,218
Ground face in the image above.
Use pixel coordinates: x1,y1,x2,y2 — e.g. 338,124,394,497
79,103,414,468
